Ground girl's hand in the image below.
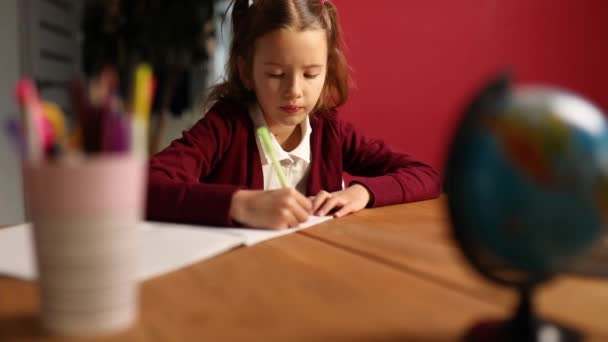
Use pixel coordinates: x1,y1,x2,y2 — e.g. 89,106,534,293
310,184,371,218
229,188,313,230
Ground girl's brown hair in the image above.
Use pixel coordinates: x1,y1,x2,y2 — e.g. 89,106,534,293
206,0,351,112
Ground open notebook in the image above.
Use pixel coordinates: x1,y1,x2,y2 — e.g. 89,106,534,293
0,216,332,281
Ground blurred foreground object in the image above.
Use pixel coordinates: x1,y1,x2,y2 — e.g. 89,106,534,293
445,73,608,341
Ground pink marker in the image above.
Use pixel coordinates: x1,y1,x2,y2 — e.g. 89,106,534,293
15,79,53,161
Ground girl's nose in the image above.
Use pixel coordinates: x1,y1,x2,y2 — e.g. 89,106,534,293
284,76,303,99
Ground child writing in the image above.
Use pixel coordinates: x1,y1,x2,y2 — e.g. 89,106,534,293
146,0,441,229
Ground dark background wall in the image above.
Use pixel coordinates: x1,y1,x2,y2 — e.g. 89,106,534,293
332,0,608,171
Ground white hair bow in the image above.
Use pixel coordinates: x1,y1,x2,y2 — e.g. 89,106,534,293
249,0,254,6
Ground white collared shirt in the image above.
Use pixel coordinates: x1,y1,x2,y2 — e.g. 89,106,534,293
250,105,312,194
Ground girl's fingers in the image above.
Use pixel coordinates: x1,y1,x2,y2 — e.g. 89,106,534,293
276,208,298,229
286,210,301,228
292,190,313,213
333,204,354,218
317,196,341,216
291,200,311,223
312,191,331,213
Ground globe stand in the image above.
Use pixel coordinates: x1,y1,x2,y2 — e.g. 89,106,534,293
464,285,581,342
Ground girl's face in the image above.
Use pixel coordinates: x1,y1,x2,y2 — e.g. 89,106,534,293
248,28,328,130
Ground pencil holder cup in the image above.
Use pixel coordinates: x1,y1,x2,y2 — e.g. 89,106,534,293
23,154,146,337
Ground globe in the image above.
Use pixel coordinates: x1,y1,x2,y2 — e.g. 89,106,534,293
446,74,608,285
445,74,608,341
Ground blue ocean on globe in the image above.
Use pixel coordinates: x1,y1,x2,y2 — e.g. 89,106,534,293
453,87,608,274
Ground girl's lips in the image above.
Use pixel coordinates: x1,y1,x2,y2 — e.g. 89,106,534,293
280,105,302,114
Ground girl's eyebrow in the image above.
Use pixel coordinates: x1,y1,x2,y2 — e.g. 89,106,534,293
263,62,324,68
263,62,283,67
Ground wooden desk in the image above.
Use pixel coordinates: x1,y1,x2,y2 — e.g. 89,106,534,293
1,197,606,341
302,198,608,339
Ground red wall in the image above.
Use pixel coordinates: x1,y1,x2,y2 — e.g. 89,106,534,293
332,0,608,172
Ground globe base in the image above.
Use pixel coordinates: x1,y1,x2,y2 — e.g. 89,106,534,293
464,319,581,342
464,287,581,342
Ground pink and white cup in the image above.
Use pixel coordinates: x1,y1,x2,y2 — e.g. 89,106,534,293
24,155,146,337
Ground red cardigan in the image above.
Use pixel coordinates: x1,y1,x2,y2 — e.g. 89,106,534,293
147,101,441,226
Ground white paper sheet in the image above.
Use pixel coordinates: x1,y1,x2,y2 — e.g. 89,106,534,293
0,222,244,281
0,215,333,281
0,224,37,279
136,222,245,280
224,215,333,246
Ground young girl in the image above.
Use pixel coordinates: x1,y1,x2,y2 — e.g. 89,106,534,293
146,0,441,229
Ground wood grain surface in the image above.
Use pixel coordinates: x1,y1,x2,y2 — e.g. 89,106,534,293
1,197,607,341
